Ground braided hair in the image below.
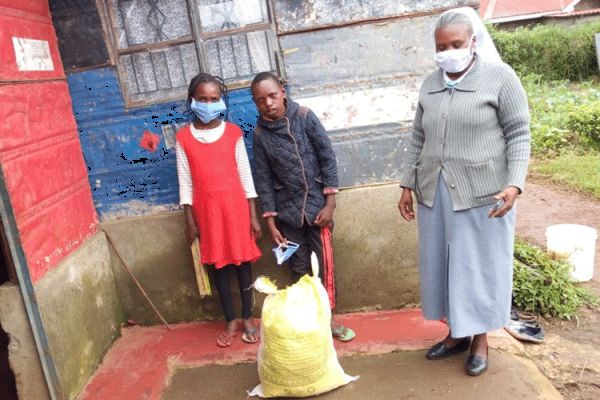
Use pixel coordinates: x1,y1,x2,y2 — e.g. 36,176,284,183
186,72,229,120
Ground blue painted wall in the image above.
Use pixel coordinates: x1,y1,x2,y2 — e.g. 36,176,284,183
67,66,259,221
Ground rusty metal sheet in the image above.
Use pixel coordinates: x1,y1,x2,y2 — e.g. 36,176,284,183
272,0,477,34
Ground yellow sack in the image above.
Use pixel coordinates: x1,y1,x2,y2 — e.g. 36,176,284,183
249,254,357,398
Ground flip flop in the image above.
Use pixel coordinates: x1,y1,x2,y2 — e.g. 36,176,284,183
332,325,356,342
505,320,545,343
216,331,236,348
242,326,259,344
510,309,538,322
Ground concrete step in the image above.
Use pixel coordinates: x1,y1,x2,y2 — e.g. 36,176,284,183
77,309,560,400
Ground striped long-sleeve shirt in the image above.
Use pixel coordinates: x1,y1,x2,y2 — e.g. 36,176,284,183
398,57,531,211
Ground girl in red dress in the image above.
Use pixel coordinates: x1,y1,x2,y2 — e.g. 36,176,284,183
176,73,262,347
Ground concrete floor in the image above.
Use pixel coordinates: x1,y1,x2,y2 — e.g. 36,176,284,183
163,349,560,400
77,309,561,400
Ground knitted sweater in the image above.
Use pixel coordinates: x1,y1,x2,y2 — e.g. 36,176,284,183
398,57,531,211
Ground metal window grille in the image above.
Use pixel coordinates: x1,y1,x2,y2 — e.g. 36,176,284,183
106,0,279,107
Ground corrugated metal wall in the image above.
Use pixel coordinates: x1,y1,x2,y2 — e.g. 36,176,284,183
67,67,259,221
56,0,477,220
0,0,98,283
274,0,478,186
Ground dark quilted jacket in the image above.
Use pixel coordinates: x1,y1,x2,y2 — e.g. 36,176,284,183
253,99,338,228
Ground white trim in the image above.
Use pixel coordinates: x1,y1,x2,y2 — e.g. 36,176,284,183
565,0,583,12
483,0,498,20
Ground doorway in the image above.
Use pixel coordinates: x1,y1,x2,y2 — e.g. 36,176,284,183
0,216,18,400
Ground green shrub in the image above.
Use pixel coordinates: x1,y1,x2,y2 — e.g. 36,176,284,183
568,101,600,145
489,22,600,81
521,76,600,155
513,240,598,319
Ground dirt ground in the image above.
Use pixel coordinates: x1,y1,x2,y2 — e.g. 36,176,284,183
515,180,600,400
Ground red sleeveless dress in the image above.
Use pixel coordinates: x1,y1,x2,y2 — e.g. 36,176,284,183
176,123,261,268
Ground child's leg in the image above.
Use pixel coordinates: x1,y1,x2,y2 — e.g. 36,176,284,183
306,225,354,340
277,221,311,282
235,262,253,320
214,265,236,322
306,224,327,279
237,262,259,343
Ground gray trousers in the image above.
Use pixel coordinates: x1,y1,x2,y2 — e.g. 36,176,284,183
417,177,516,338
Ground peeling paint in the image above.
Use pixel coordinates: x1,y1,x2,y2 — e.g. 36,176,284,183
68,67,259,221
296,85,419,131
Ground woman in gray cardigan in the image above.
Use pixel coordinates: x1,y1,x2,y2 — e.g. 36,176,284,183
398,8,530,376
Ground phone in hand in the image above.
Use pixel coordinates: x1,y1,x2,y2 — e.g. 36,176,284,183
491,199,504,212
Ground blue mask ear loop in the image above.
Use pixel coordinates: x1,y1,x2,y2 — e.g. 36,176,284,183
222,95,229,122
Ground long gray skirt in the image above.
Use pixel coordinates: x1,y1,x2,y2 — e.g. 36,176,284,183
417,176,516,338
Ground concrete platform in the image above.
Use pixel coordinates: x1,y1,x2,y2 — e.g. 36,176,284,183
77,309,561,400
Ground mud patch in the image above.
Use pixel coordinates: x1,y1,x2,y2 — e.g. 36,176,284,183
516,180,600,400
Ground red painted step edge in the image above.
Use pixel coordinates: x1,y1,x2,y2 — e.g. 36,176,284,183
78,309,446,400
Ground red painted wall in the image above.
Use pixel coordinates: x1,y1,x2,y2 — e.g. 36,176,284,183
0,0,98,283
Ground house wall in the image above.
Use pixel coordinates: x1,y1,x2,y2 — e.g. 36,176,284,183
50,0,477,331
0,0,97,283
101,184,419,324
0,1,124,399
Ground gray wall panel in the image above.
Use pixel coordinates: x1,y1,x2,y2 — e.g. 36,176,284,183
281,15,438,94
273,0,477,33
331,124,413,187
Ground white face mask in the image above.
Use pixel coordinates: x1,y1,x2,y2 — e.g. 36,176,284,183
434,35,475,73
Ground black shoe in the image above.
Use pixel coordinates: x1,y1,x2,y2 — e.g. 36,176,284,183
426,337,471,360
465,354,488,376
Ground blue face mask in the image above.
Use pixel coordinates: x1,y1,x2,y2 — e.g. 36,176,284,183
190,98,227,123
272,241,300,265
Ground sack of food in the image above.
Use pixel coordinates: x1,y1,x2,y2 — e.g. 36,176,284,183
249,253,357,398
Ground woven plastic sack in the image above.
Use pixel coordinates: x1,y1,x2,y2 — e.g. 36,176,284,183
249,254,357,398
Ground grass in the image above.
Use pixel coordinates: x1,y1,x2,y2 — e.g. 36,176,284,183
530,153,600,200
523,75,600,198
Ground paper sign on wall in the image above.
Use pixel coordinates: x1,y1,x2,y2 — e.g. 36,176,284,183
12,37,54,71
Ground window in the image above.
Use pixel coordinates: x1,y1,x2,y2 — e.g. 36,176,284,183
106,0,280,107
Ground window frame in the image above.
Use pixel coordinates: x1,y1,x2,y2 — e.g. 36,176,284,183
102,0,282,108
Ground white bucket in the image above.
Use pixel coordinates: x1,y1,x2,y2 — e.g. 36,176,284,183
546,224,597,282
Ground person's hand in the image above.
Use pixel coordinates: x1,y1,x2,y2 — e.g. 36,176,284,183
251,216,262,240
314,204,334,227
398,188,415,221
185,221,199,246
488,186,520,218
268,225,285,245
266,217,285,245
